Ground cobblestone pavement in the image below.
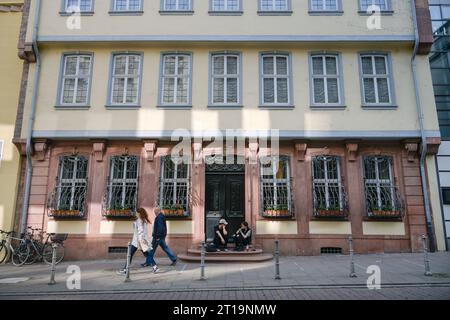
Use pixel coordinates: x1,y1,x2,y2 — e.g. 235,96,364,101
0,252,449,300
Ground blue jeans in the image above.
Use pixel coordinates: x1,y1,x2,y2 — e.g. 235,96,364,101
145,237,177,266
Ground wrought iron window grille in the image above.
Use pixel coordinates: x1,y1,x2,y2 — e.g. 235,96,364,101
47,155,88,219
312,155,349,219
260,155,294,218
158,155,191,218
102,155,139,219
363,156,404,220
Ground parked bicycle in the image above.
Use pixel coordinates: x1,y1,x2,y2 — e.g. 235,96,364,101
0,230,30,266
24,227,67,265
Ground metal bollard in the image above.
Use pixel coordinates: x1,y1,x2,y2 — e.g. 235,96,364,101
124,242,132,282
421,235,433,277
48,243,57,285
200,241,206,280
348,236,357,278
274,240,281,280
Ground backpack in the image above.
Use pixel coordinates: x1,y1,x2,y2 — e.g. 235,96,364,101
205,242,217,252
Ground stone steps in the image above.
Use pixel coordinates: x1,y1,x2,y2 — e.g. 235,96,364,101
178,246,274,263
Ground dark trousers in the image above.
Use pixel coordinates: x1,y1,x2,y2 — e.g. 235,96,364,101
214,234,228,250
235,235,251,249
145,237,177,266
122,244,148,269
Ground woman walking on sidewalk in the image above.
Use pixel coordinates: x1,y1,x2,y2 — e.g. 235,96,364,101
117,208,152,275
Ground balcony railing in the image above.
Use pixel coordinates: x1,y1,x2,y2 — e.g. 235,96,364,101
46,184,87,219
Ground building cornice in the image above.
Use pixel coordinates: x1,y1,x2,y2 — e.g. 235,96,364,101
36,34,416,44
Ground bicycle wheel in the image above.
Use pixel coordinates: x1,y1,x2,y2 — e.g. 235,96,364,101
43,243,65,265
11,240,30,267
25,241,41,265
0,242,8,264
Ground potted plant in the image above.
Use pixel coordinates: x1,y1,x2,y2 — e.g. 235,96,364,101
280,205,289,216
264,206,273,217
317,206,345,218
175,204,184,215
371,206,400,218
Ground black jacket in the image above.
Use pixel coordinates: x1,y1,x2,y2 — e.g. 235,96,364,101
153,213,167,239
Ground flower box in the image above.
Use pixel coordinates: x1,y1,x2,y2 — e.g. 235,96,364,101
51,210,82,218
105,209,134,218
316,209,347,218
370,210,402,219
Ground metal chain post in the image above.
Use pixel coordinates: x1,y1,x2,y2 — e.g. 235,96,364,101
349,236,357,278
124,242,132,282
48,243,57,285
275,240,281,280
421,235,433,277
200,241,206,280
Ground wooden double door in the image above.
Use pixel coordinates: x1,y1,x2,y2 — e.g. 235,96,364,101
205,173,245,242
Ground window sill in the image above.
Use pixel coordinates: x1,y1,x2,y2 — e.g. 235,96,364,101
208,104,243,109
108,11,144,16
361,104,398,110
310,104,346,110
259,105,295,110
55,105,91,110
257,10,293,16
159,10,194,15
208,10,243,16
157,105,192,109
358,10,394,16
59,11,94,16
105,104,141,109
308,10,344,16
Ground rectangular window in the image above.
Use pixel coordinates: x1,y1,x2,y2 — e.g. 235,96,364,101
109,53,142,106
161,0,192,11
210,0,241,12
64,0,93,12
310,0,339,11
160,53,192,106
363,156,403,219
260,53,292,106
210,53,241,106
260,156,293,218
359,0,391,12
112,0,143,11
310,54,343,106
49,156,88,218
312,156,347,218
158,156,190,217
105,156,139,217
259,0,290,11
59,54,93,106
360,54,394,106
442,188,450,205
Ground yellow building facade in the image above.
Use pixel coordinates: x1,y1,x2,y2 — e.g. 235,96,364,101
0,0,24,233
14,0,448,259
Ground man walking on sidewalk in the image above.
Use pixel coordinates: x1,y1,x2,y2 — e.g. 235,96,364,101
143,207,177,273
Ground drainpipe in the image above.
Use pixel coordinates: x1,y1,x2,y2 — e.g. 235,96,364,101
20,0,42,234
410,0,436,252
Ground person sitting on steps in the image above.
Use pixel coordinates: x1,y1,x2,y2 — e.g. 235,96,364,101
233,221,252,251
213,219,229,251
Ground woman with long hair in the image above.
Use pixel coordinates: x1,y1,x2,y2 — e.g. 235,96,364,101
117,208,152,275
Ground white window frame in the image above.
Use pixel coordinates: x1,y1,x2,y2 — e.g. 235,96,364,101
63,0,94,13
111,0,143,12
258,0,291,12
260,52,292,107
310,0,339,11
209,0,242,13
161,0,193,12
107,155,139,210
260,156,292,214
309,53,344,107
56,156,88,212
209,52,242,106
108,53,143,107
312,156,344,210
359,0,392,13
159,53,192,107
58,53,93,106
359,53,396,107
159,156,191,213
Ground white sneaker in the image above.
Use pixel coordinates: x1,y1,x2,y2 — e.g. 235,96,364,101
152,266,159,273
117,269,126,275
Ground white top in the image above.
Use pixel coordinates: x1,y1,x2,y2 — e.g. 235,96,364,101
131,218,149,248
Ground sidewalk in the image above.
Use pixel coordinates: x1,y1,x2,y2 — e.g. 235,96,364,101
0,252,449,296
